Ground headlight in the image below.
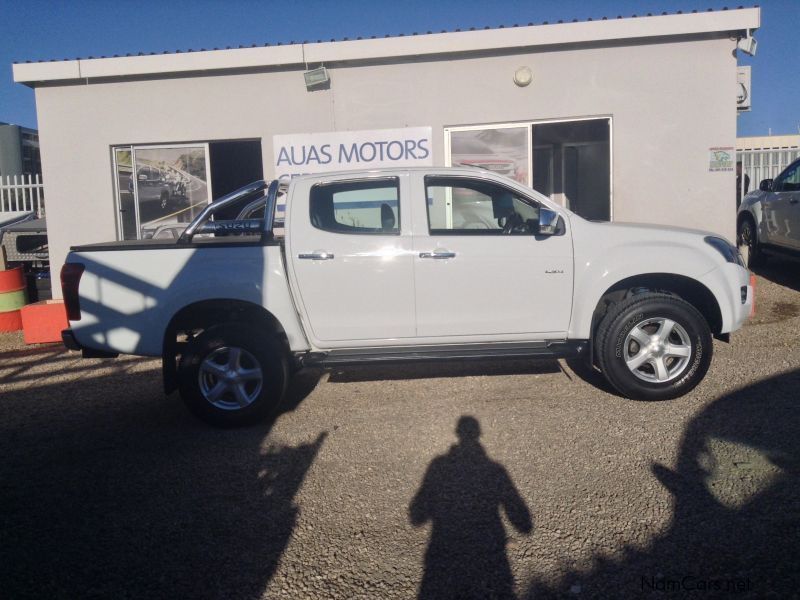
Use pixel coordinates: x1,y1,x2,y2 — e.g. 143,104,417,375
704,236,745,267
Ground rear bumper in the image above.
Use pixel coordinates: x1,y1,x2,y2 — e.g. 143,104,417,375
62,328,82,351
61,329,119,358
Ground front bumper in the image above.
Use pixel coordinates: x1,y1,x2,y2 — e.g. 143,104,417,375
698,264,753,335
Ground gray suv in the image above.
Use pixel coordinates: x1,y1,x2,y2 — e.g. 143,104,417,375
737,157,800,267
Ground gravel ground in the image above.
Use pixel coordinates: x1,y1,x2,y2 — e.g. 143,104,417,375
1,259,799,599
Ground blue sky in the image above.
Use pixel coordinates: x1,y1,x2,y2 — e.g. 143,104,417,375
1,0,797,136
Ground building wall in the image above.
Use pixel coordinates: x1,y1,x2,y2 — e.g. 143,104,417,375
35,35,738,294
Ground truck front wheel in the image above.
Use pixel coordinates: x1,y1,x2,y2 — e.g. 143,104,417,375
737,216,765,268
595,293,712,401
177,324,288,427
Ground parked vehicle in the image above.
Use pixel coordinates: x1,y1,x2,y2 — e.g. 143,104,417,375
61,168,753,427
737,157,800,266
129,166,174,209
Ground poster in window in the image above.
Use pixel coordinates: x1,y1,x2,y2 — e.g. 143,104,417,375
446,127,529,228
449,128,528,185
133,146,210,238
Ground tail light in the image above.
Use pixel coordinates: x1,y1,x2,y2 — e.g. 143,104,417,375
60,263,85,321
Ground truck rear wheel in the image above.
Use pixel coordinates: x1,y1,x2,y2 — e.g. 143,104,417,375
177,324,287,427
595,293,712,401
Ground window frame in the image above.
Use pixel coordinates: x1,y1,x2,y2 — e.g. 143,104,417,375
111,142,213,241
308,177,401,236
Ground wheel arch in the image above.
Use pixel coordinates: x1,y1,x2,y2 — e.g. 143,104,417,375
588,273,723,352
162,299,289,394
737,208,758,234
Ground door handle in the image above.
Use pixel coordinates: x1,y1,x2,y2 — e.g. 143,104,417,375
298,251,335,260
790,198,799,204
419,251,456,259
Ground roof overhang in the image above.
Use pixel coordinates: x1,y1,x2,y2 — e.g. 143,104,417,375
13,7,760,86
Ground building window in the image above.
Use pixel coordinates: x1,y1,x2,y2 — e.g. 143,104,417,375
112,140,262,240
445,117,612,222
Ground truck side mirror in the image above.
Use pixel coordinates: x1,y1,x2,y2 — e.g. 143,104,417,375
759,179,773,192
538,208,562,236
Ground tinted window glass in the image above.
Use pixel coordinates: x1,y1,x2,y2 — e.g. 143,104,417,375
310,179,400,234
775,162,800,192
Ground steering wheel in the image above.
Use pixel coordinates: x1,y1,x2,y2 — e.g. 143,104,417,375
501,212,527,234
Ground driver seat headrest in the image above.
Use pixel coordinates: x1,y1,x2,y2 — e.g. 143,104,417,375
380,203,396,230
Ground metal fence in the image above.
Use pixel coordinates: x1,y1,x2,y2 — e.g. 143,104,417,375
739,147,800,194
0,174,45,217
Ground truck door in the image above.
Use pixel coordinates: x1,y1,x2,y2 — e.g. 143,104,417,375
412,174,573,339
287,174,416,345
764,160,800,248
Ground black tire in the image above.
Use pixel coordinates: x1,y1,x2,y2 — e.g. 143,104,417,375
177,324,288,427
595,293,712,401
738,215,765,268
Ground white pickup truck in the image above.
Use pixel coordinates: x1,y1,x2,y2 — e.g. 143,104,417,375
61,167,753,426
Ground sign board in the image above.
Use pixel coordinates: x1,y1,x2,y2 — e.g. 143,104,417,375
273,127,433,178
737,66,751,112
709,147,734,172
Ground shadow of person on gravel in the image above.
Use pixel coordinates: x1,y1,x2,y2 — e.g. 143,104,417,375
523,368,800,598
410,416,533,599
0,366,325,599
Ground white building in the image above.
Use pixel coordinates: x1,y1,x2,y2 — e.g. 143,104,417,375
12,7,760,293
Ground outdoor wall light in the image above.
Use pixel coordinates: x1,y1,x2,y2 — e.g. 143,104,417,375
513,66,533,87
304,66,330,90
736,30,757,56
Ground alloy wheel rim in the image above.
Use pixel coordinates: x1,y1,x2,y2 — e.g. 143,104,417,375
199,346,263,410
623,317,692,383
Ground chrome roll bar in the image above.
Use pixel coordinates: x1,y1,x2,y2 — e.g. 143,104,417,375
262,179,280,240
177,179,276,244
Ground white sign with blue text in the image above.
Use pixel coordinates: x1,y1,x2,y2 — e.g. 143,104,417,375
272,127,433,178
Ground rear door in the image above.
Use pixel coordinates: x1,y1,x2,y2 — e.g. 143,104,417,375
776,161,800,250
411,173,573,340
287,173,416,346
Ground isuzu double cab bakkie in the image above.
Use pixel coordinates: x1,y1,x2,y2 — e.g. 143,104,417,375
61,168,753,427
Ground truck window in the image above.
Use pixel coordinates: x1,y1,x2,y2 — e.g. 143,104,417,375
310,178,400,234
425,176,539,235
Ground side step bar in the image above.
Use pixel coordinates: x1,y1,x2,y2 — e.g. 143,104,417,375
300,340,589,368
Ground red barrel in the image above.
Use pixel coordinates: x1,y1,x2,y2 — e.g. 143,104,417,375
0,266,26,332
